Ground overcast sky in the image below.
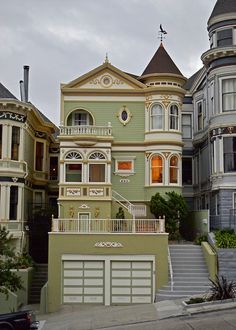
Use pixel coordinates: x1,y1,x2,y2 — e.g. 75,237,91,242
1,0,216,125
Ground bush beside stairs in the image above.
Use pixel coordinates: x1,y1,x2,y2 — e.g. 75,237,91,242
156,244,210,301
29,264,48,304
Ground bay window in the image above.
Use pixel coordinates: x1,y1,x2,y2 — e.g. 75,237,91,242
11,126,20,160
182,114,192,138
89,164,105,182
66,164,82,182
151,155,163,184
217,29,233,47
150,104,163,130
224,137,236,172
169,105,179,130
222,78,236,112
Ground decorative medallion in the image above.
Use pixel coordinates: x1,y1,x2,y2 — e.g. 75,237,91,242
145,96,152,111
161,95,171,109
79,204,90,209
163,152,171,159
94,242,124,248
120,178,130,184
89,188,104,196
145,152,152,160
117,106,132,126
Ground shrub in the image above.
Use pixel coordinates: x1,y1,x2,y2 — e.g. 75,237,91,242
186,297,205,304
215,230,236,248
208,276,236,301
195,234,208,245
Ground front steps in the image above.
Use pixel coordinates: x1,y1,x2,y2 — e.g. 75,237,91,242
156,244,210,301
29,264,48,304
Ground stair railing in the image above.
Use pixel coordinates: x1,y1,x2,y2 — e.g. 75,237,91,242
168,247,174,292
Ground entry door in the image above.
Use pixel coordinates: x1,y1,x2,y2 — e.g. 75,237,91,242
78,212,90,232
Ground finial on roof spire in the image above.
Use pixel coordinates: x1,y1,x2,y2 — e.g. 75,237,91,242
159,24,167,43
104,53,110,64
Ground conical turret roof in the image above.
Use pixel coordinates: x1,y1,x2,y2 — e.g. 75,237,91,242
209,0,236,22
141,43,183,77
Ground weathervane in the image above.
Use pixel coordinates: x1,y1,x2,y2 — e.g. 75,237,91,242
159,24,167,42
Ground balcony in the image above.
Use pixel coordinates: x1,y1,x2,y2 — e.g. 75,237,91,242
0,160,27,176
59,125,112,137
51,218,165,234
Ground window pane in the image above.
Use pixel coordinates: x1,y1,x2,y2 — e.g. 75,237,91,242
0,125,2,159
182,158,192,185
170,156,178,183
50,157,58,180
222,79,236,112
89,164,105,182
117,161,132,171
10,186,18,220
11,126,20,160
170,105,178,130
217,29,232,47
224,137,236,172
151,156,163,183
182,114,192,138
35,142,44,171
151,104,163,130
66,164,82,182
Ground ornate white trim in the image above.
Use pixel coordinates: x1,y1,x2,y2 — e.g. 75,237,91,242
94,242,124,248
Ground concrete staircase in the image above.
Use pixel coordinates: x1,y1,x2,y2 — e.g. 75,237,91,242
156,244,210,301
29,264,48,304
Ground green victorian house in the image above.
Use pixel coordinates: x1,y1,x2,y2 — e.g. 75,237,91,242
47,43,186,311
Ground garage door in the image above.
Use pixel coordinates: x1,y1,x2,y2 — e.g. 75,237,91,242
62,255,155,305
111,261,153,304
63,260,104,304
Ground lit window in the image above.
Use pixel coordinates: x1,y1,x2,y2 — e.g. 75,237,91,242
118,161,132,171
50,157,58,180
182,114,192,138
11,126,20,160
150,104,163,130
169,155,178,184
222,79,236,112
151,155,163,183
169,105,179,130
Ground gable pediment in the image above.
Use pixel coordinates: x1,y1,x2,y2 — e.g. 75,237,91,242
62,62,145,91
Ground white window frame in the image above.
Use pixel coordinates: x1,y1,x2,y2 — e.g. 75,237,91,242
181,113,192,139
64,162,83,183
35,139,46,172
150,154,164,185
220,77,236,113
150,103,164,131
113,156,136,176
169,104,179,131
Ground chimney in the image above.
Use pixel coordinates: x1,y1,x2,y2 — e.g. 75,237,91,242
23,65,29,102
19,80,25,102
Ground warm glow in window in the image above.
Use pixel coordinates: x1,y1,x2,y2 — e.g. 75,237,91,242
170,156,178,184
117,161,132,171
151,156,163,183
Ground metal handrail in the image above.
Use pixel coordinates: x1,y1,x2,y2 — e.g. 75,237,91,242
168,247,174,291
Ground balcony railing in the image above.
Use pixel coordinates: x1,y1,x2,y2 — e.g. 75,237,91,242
60,125,112,137
0,160,27,173
52,218,165,234
0,221,23,231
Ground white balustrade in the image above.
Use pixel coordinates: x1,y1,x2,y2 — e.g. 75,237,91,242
60,125,112,137
51,218,165,234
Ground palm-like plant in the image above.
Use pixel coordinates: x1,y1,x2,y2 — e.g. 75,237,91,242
208,276,236,301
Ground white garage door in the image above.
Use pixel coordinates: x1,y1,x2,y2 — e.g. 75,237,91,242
63,260,104,304
62,255,155,305
111,261,153,304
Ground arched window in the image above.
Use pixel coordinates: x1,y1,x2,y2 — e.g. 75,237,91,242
150,104,163,130
151,155,163,184
65,151,82,160
169,155,178,184
88,152,106,160
67,110,93,126
169,105,179,130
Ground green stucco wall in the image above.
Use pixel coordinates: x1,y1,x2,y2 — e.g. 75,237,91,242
201,242,217,281
47,233,168,312
59,200,111,219
64,101,145,142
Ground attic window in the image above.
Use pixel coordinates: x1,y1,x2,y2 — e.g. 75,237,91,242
217,29,232,47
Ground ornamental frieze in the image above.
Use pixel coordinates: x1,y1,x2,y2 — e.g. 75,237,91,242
94,242,124,248
0,111,26,123
210,126,236,138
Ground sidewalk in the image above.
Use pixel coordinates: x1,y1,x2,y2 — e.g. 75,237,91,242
27,298,236,330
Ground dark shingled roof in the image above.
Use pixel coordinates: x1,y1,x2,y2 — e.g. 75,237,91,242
209,0,236,21
184,67,204,91
0,82,17,99
141,43,183,77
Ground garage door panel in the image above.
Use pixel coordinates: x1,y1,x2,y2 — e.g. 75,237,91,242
112,270,131,277
112,279,131,286
132,270,151,277
64,278,83,286
132,279,151,286
84,287,103,294
132,262,152,269
84,278,103,285
112,262,131,269
64,296,83,303
64,270,83,277
64,261,83,269
84,261,103,268
112,287,131,295
84,270,103,277
64,287,83,294
132,296,152,303
112,296,131,304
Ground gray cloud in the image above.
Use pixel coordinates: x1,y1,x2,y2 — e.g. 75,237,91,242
0,0,216,124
